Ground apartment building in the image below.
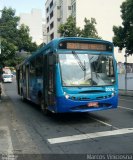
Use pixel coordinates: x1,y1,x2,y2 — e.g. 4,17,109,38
20,9,43,45
45,0,72,41
71,0,76,17
45,0,125,43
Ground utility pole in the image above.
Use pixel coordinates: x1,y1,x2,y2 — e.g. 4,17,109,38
124,51,128,94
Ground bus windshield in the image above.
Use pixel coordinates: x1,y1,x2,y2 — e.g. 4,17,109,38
59,53,115,86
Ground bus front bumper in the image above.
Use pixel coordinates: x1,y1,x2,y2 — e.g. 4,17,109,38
51,95,118,113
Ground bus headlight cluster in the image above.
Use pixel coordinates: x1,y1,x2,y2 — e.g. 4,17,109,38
65,95,70,99
111,92,115,97
64,92,70,99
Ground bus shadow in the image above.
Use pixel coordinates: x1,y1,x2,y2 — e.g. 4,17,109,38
49,112,110,126
20,98,42,112
19,99,110,125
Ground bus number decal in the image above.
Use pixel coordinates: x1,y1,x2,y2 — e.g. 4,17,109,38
105,88,114,92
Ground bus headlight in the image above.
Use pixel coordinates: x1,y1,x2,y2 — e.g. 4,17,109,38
65,95,70,99
111,92,115,97
64,92,70,99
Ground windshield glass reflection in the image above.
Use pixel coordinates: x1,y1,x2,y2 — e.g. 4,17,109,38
59,53,115,86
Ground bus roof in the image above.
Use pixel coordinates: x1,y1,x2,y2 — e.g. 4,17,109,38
18,37,113,66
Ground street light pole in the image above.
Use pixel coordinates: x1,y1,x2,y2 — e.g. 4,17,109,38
124,51,128,93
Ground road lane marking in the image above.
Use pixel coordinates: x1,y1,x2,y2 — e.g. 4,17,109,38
119,106,133,111
48,128,133,144
89,116,119,129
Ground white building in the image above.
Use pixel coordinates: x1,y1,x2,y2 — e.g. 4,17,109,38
45,0,72,41
19,9,43,45
45,0,133,63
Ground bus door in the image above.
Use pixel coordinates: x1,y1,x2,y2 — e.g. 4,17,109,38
44,53,56,107
26,63,30,98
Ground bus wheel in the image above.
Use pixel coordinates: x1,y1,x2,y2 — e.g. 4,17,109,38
21,90,25,101
41,99,49,115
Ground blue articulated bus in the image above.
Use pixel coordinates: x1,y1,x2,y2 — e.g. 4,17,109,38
16,37,118,113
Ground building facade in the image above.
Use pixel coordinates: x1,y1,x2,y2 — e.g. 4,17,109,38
19,9,43,45
45,0,125,42
45,0,72,41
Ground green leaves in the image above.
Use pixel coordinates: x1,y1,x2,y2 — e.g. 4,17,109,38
58,16,81,37
81,18,101,39
0,7,38,67
0,38,18,66
58,16,100,39
113,0,133,55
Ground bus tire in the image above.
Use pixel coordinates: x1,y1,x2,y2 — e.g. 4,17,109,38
40,98,49,115
21,90,25,102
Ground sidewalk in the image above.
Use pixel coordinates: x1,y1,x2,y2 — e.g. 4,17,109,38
0,82,6,101
119,89,133,97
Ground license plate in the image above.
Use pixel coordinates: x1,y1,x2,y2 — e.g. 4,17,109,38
88,102,98,107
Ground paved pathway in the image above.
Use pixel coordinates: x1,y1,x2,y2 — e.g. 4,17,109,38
119,89,133,97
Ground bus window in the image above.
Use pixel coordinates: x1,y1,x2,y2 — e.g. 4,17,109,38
36,54,43,77
29,59,36,90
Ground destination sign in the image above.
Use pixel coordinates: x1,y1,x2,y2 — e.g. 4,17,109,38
59,41,113,52
67,43,106,51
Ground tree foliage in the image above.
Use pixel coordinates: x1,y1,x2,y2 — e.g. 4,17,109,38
113,0,133,55
81,18,101,39
58,16,101,39
58,16,81,37
0,7,38,67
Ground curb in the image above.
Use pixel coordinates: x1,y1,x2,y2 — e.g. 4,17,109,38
0,82,6,100
119,90,133,97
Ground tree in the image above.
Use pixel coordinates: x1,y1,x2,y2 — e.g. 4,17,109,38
17,24,38,52
0,7,38,67
81,18,101,39
0,38,18,66
58,16,101,39
113,0,133,55
58,16,81,37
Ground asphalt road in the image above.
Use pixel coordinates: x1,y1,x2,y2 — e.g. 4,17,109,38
0,79,133,159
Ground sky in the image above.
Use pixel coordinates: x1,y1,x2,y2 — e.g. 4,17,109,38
76,0,133,63
1,0,133,63
0,0,45,15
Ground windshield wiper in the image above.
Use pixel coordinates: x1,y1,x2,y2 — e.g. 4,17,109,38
72,51,86,79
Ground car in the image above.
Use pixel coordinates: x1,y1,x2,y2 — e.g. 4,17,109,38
2,74,13,83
